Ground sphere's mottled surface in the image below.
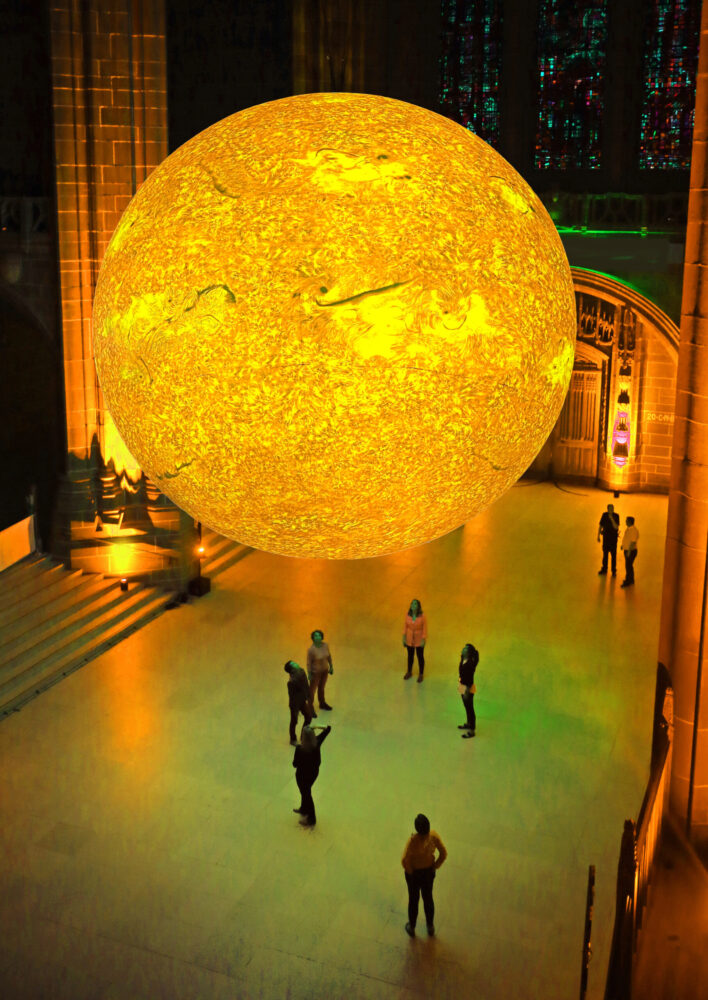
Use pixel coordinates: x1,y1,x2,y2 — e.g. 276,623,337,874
93,93,576,559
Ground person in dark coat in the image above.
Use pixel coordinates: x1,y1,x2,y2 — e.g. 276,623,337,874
284,660,313,746
292,724,331,827
597,503,620,576
457,643,479,738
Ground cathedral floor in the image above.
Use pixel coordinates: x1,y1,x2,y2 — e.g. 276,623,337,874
0,481,669,999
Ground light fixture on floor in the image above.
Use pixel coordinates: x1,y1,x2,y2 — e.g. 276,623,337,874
188,532,211,596
120,578,128,591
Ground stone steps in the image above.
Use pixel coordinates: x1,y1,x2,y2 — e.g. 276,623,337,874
0,566,108,637
0,532,252,718
0,558,170,718
0,560,83,619
0,554,52,591
1,576,122,663
200,529,251,579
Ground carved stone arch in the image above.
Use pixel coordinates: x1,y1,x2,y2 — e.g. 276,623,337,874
572,268,678,492
532,267,679,492
530,269,679,492
571,267,679,359
549,336,608,482
574,338,609,368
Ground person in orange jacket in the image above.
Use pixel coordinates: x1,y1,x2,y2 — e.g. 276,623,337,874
402,598,427,682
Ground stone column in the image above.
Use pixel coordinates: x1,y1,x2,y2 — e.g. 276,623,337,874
292,0,367,94
659,2,708,849
49,1,194,584
291,0,439,108
50,0,166,471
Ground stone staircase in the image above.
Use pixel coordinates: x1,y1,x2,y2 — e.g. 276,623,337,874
0,555,170,717
0,532,251,719
199,528,251,579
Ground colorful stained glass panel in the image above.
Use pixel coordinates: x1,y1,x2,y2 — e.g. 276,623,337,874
439,0,502,146
639,0,700,169
535,2,607,170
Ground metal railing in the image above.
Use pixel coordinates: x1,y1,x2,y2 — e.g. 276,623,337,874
579,865,595,1000
1,193,686,241
604,663,674,1000
540,192,688,235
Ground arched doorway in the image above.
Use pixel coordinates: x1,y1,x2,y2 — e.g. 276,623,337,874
530,269,679,492
0,287,63,546
551,339,608,480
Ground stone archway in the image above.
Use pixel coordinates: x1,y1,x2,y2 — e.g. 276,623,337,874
530,268,680,492
550,337,608,481
0,286,63,545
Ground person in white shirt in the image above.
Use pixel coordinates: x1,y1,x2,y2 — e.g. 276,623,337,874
620,516,639,588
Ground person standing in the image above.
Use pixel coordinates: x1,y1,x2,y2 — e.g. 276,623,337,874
620,516,639,588
457,643,479,738
25,483,42,553
284,660,313,746
292,724,331,827
401,813,447,937
307,629,334,711
597,503,620,576
402,599,427,682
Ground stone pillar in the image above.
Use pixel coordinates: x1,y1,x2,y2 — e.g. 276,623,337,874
292,0,368,94
291,0,439,109
49,1,194,584
659,2,708,850
50,0,166,471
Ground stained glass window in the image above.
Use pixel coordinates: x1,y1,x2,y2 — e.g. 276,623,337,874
639,1,700,169
439,0,502,146
535,2,607,170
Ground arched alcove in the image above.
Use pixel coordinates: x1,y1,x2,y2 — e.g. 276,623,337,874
529,268,679,492
0,285,63,544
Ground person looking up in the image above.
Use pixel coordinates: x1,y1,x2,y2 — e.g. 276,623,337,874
292,723,331,827
284,660,313,746
403,598,427,682
307,629,334,711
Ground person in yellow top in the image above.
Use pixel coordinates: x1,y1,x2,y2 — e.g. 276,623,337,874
401,813,447,937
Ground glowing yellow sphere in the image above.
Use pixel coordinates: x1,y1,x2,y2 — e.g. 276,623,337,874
93,93,576,559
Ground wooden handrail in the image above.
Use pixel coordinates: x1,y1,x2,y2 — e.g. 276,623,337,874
579,865,595,1000
603,666,673,1000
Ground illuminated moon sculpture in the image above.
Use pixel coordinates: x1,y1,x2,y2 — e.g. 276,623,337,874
93,93,576,559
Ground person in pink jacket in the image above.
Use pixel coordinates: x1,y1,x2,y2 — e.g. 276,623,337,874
402,598,427,682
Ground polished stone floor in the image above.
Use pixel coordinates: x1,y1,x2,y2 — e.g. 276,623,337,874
0,482,669,999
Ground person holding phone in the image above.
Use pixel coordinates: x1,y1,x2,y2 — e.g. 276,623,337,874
457,643,479,738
